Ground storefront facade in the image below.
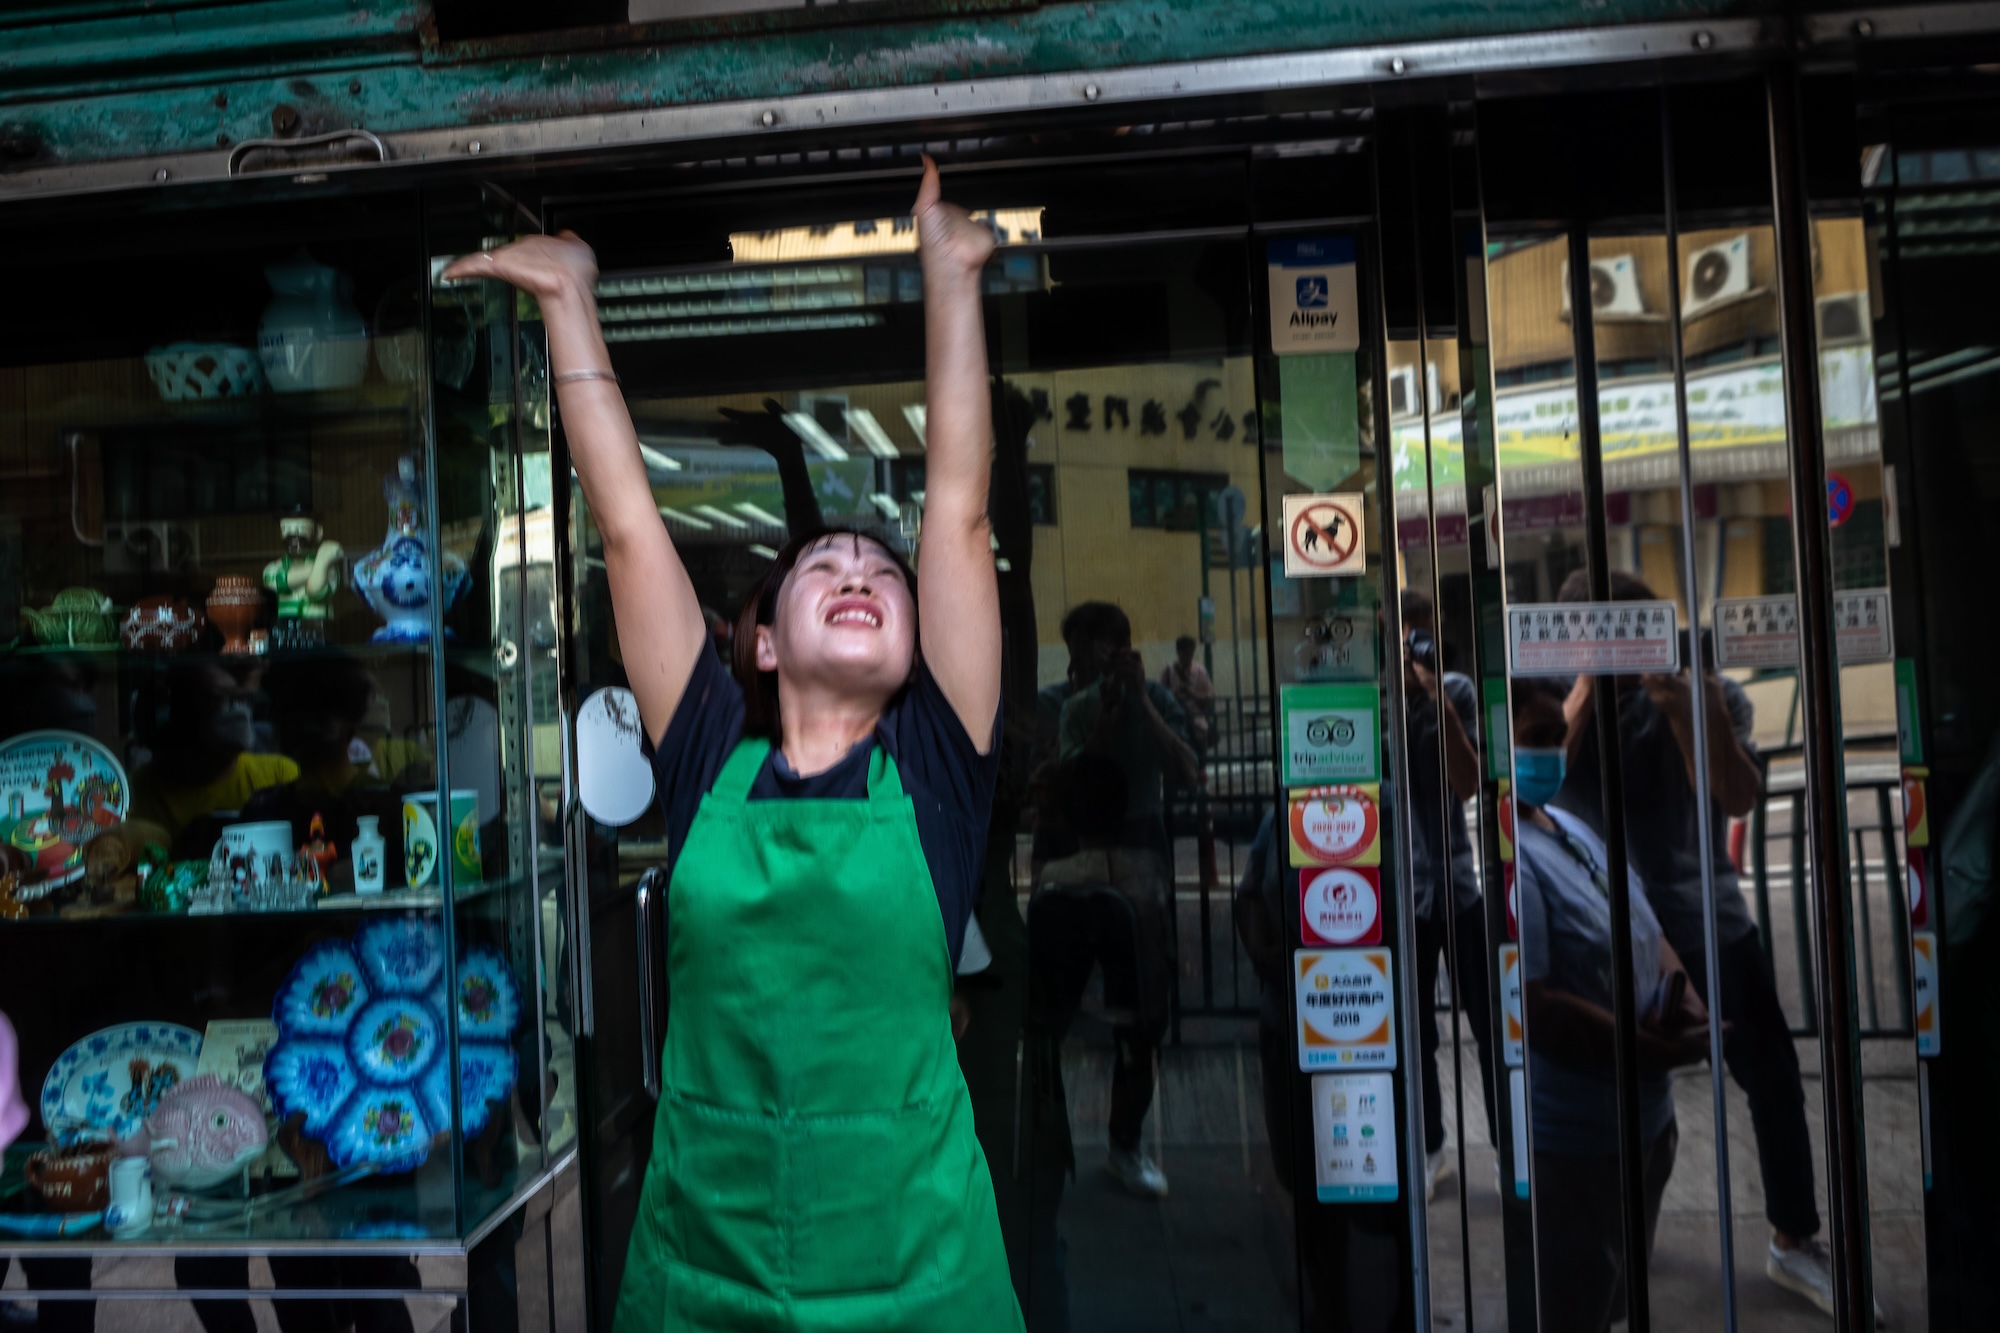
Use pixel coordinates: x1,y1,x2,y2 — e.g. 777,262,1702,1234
1,4,1996,1330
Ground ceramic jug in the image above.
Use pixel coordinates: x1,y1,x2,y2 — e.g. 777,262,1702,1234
258,252,368,393
354,456,469,643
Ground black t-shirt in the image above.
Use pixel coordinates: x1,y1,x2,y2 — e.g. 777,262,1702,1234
648,648,1002,968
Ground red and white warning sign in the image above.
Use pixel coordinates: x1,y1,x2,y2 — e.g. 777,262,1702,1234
1282,493,1366,578
1300,867,1383,946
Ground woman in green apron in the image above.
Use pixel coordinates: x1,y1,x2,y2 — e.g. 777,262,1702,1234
449,162,1022,1332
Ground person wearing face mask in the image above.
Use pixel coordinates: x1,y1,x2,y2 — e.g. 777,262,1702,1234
1549,570,1844,1315
449,160,1020,1333
1510,674,1711,1333
131,661,296,851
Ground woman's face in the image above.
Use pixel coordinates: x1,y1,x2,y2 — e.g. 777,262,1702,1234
755,535,916,701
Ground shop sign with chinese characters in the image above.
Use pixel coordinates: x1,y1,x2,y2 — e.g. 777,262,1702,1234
1710,587,1893,669
1506,601,1679,676
1295,948,1396,1071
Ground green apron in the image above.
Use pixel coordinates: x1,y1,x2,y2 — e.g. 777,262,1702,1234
612,738,1024,1333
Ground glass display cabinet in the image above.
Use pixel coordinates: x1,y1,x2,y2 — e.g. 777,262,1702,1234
0,182,575,1289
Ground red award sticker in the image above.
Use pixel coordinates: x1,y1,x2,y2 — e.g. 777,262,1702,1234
1288,784,1380,867
1300,866,1383,946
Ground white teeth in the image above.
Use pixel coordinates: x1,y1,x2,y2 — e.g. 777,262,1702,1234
829,608,880,628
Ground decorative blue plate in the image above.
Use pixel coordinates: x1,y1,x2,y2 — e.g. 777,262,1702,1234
262,1040,359,1135
419,1041,518,1139
454,947,522,1041
41,1022,203,1146
273,942,372,1038
353,916,446,996
344,997,443,1087
325,1087,433,1174
264,915,522,1173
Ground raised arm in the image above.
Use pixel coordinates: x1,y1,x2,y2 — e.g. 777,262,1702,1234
443,235,706,748
911,158,1003,752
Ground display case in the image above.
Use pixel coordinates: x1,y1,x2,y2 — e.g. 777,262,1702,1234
0,183,574,1252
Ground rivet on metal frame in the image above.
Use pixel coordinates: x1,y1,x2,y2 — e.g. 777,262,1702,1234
761,110,778,126
1693,29,1714,49
1389,56,1408,75
1084,84,1102,101
468,140,483,154
1854,18,1875,37
153,168,169,182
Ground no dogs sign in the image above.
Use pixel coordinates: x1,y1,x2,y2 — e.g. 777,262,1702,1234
1282,493,1366,578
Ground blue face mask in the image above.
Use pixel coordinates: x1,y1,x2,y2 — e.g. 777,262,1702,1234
1513,747,1567,808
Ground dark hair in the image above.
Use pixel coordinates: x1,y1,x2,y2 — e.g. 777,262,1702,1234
1399,586,1434,625
1060,601,1131,650
732,525,918,743
1508,675,1569,714
1175,634,1197,655
1556,568,1656,603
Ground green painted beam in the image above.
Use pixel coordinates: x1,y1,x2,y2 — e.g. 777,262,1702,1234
1,0,1761,170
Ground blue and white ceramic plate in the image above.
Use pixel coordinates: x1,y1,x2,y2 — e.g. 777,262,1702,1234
353,916,447,996
273,942,373,1039
264,1039,360,1135
264,915,522,1174
41,1022,203,1146
419,1040,518,1139
453,946,522,1041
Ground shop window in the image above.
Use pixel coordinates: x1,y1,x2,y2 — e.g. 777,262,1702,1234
891,458,1056,525
1128,468,1229,531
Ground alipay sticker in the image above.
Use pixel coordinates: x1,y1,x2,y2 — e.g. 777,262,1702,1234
1268,238,1360,355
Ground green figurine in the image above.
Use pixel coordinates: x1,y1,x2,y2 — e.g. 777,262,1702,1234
262,509,344,650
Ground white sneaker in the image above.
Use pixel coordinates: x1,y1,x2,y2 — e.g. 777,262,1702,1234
1106,1145,1169,1198
1766,1239,1886,1326
1425,1147,1453,1203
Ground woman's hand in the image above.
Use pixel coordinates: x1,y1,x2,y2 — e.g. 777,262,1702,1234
441,230,599,307
914,155,996,278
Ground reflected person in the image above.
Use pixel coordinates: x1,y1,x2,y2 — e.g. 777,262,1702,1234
1513,675,1711,1333
1159,634,1214,754
1051,601,1197,1197
1551,570,1836,1312
1400,588,1498,1200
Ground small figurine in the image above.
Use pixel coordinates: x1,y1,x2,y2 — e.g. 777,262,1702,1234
263,508,344,651
299,814,337,884
354,456,469,643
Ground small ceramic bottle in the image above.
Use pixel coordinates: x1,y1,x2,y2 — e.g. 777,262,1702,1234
352,816,386,896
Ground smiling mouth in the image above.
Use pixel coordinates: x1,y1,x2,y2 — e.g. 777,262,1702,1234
827,606,882,629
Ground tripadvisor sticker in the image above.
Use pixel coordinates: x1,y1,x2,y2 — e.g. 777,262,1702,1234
1289,784,1380,867
1281,683,1379,785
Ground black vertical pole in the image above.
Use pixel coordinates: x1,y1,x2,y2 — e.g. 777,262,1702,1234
1565,221,1653,1333
1766,61,1875,1331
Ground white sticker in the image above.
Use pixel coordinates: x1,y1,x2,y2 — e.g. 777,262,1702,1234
1295,948,1396,1070
1311,1072,1398,1203
1498,944,1523,1068
1282,493,1366,578
1712,587,1894,669
576,687,658,826
1268,238,1361,355
1505,601,1679,676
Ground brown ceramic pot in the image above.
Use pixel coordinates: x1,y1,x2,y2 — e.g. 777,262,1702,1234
25,1141,115,1210
206,576,262,656
120,595,206,653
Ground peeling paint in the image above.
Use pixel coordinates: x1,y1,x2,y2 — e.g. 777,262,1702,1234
0,0,1766,170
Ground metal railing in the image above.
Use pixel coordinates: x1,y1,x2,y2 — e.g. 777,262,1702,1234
1747,745,1914,1038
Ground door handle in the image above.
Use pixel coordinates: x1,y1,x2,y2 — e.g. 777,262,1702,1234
227,129,387,176
635,867,666,1101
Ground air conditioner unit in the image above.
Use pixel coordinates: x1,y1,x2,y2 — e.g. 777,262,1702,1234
1387,365,1420,419
1560,254,1647,321
1683,233,1753,319
1816,292,1869,346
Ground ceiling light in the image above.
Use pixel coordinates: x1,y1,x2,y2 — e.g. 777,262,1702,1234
846,408,901,458
748,544,779,560
733,501,786,527
658,505,713,530
693,504,750,529
637,443,683,472
901,404,927,450
869,493,901,520
784,412,851,462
